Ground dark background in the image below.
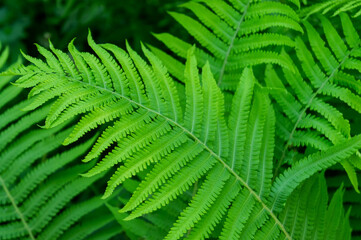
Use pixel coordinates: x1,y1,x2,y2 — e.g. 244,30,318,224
0,0,187,61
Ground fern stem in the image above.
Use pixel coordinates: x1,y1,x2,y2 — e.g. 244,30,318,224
62,75,293,239
217,0,251,87
0,175,35,240
273,46,356,181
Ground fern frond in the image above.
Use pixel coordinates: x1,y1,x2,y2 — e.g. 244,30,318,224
266,13,361,191
0,46,158,240
270,134,361,212
150,0,302,90
9,34,361,239
327,163,361,237
0,87,120,239
301,0,361,19
278,173,351,240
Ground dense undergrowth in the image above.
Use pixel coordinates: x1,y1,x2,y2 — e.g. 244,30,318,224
1,0,361,239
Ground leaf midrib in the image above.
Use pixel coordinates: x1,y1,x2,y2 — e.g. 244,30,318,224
0,175,35,240
58,74,293,239
275,41,359,177
217,0,251,87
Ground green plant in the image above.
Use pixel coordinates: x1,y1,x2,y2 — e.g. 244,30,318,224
1,0,361,239
301,0,361,19
150,0,302,90
266,13,361,190
0,43,184,240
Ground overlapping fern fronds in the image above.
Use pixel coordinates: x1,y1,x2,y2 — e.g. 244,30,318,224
280,173,352,240
266,13,361,190
301,0,361,19
108,177,189,240
0,51,122,240
149,0,303,90
5,33,361,239
0,43,175,240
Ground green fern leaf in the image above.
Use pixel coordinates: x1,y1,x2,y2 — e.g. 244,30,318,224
0,55,121,240
301,0,361,19
8,33,360,239
267,13,361,191
150,0,302,90
278,173,351,240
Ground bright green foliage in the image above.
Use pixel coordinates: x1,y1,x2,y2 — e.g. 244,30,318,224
0,48,121,239
107,178,186,240
4,32,361,239
0,44,185,240
150,0,303,90
279,173,352,240
301,0,361,19
266,13,361,191
2,1,361,239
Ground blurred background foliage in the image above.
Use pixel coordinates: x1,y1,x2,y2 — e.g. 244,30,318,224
0,0,187,62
